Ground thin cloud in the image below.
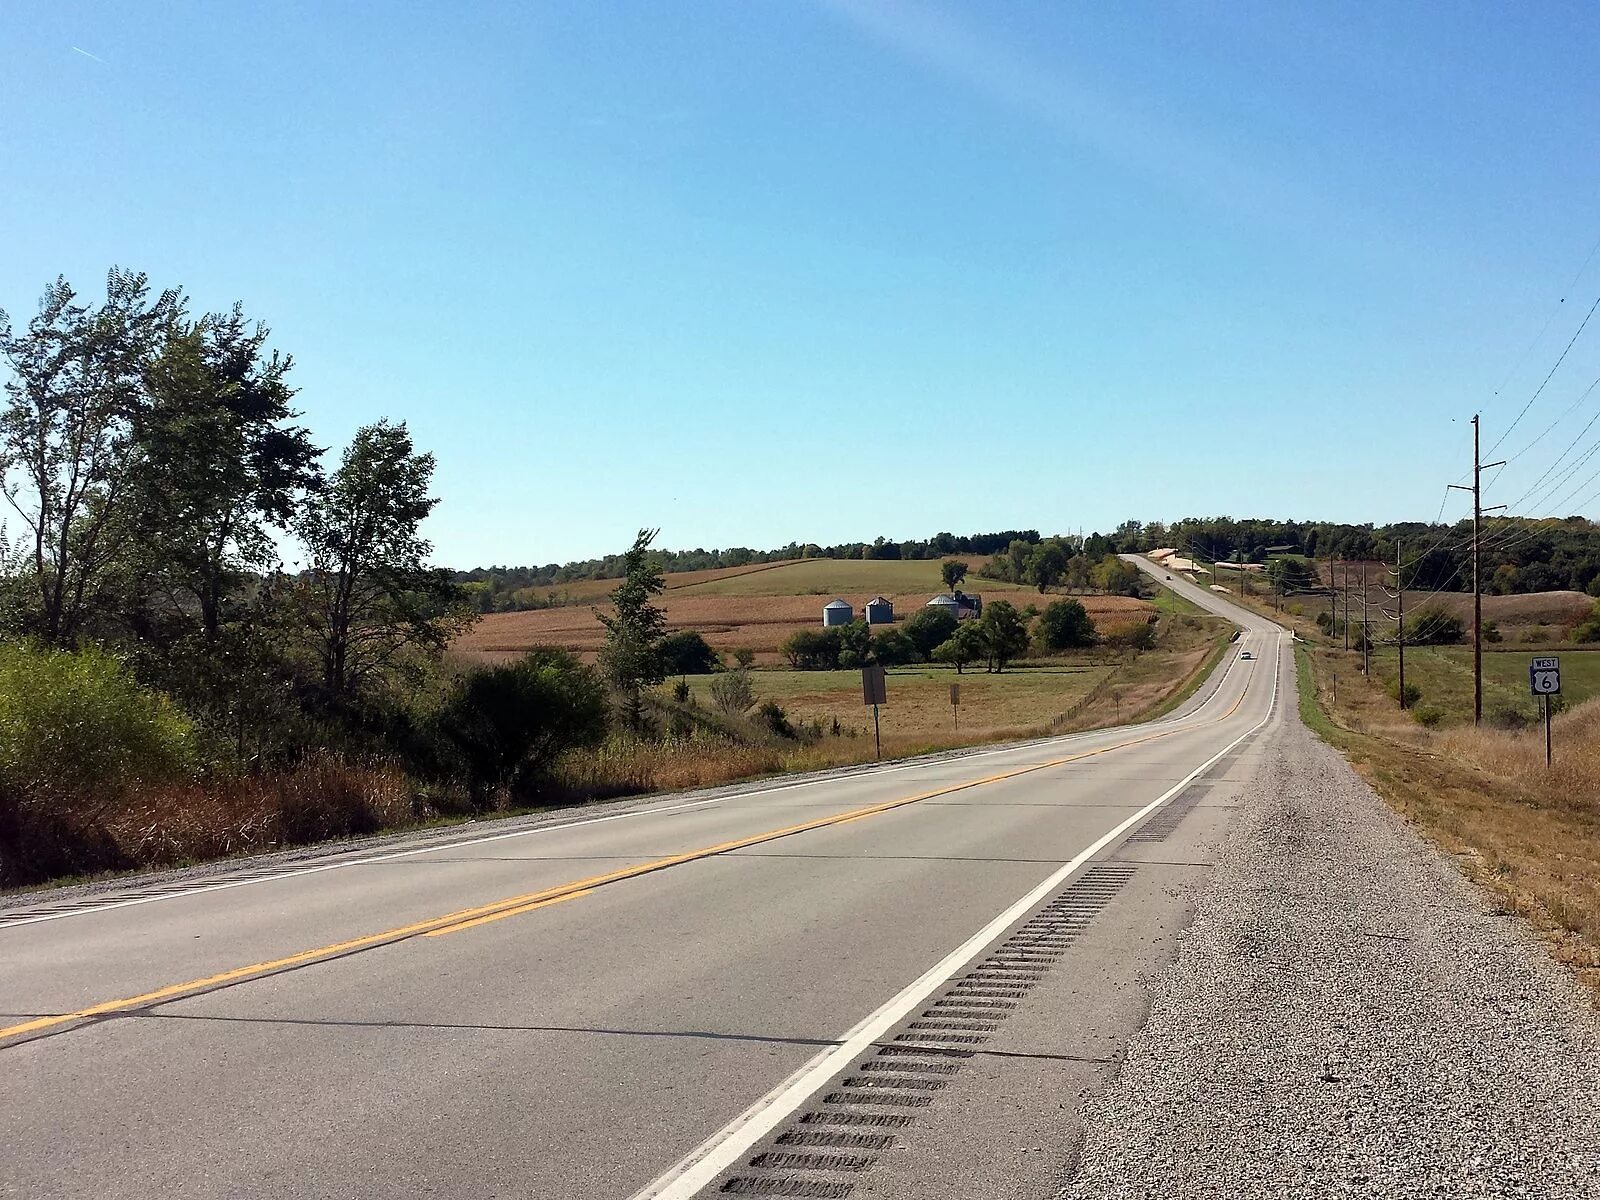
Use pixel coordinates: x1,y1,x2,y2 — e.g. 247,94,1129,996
821,0,1334,229
71,46,107,64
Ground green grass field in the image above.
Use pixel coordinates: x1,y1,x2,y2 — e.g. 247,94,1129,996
671,557,1028,597
1368,645,1600,724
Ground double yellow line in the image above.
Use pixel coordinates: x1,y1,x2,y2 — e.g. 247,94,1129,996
0,668,1254,1047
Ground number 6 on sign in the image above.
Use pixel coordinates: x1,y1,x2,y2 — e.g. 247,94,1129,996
1529,657,1561,696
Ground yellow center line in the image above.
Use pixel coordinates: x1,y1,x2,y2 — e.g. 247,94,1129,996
0,660,1262,1047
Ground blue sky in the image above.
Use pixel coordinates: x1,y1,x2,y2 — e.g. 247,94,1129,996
5,2,1600,566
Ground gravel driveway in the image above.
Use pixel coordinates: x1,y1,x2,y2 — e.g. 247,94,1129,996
1067,713,1600,1199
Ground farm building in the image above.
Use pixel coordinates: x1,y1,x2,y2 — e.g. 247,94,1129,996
865,596,894,624
822,598,854,627
927,592,982,620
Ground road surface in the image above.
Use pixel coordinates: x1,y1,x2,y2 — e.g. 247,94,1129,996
2,563,1285,1199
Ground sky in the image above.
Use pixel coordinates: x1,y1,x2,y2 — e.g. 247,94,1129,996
5,2,1600,567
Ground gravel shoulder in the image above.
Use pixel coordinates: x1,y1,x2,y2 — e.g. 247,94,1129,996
1067,701,1600,1198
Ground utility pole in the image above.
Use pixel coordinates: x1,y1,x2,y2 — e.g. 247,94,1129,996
1342,560,1350,651
1395,539,1406,707
1448,414,1507,725
1361,562,1370,675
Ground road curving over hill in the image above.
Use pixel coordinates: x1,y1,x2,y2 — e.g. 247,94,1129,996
0,568,1304,1198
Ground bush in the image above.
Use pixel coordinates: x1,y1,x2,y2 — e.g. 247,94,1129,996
1483,620,1502,644
1487,703,1533,731
839,648,862,669
430,647,608,808
756,700,796,739
1036,598,1097,650
672,679,691,703
709,667,756,715
660,630,721,675
871,629,918,666
1572,601,1600,643
0,641,199,886
732,647,756,668
1407,607,1465,645
1412,704,1445,728
1387,679,1423,708
1102,619,1157,652
903,607,958,659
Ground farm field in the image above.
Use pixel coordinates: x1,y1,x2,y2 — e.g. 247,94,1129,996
1368,645,1600,726
671,556,1024,596
685,663,1114,740
453,591,1156,665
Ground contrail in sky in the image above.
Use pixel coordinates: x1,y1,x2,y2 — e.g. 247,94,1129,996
71,46,106,64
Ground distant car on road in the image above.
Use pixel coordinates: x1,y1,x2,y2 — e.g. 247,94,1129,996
1240,651,1253,659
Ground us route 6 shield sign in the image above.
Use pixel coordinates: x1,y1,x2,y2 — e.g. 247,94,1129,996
1529,656,1562,696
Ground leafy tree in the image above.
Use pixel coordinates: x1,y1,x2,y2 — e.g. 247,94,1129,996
0,270,181,644
932,622,985,674
596,528,668,731
940,559,968,590
1027,542,1068,592
1064,554,1092,593
1005,539,1033,583
295,420,468,696
1264,556,1315,595
783,628,842,670
1406,606,1464,646
1091,555,1142,596
660,630,720,675
1036,598,1097,650
432,647,608,809
732,646,756,668
977,599,1030,672
871,628,917,666
903,605,957,659
839,617,873,662
129,305,319,645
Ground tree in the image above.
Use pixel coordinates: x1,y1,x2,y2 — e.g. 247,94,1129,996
932,622,985,674
1005,539,1033,583
871,629,917,666
1264,556,1315,595
0,270,181,644
1064,554,1092,593
732,646,756,668
1027,542,1068,592
659,630,720,675
977,599,1030,672
1406,606,1465,646
295,420,467,696
1091,554,1142,596
940,559,968,590
596,528,668,731
903,606,958,659
129,305,320,645
709,666,756,714
432,647,608,809
1036,598,1097,650
783,628,842,670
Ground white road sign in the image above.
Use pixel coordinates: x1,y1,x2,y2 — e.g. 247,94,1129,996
1529,656,1561,696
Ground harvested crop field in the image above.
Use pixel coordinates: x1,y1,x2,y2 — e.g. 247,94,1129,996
669,556,1024,596
452,592,1156,664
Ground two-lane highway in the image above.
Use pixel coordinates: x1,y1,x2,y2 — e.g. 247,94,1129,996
1,564,1287,1199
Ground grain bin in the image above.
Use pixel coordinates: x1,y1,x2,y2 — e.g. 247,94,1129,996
823,598,854,627
865,595,894,624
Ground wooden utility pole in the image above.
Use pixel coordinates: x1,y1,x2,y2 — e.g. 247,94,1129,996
1448,414,1506,725
1342,560,1350,651
1395,540,1406,707
1361,562,1370,675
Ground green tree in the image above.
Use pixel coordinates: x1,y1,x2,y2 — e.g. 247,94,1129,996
1091,554,1142,596
1036,598,1097,650
659,630,720,675
432,647,608,809
903,605,958,659
1064,554,1092,593
1005,538,1034,583
977,599,1030,672
932,622,985,674
871,628,917,666
783,628,842,669
1406,607,1465,646
295,420,468,696
709,666,757,714
940,559,968,590
1027,542,1068,592
596,528,668,731
0,270,181,644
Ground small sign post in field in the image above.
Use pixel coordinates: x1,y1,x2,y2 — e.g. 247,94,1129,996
862,664,887,759
1529,656,1561,767
949,681,960,731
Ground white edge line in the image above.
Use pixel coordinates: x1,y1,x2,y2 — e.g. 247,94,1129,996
629,633,1283,1200
0,637,1254,932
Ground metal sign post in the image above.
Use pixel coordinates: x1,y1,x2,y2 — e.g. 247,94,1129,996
862,664,887,759
1530,656,1561,767
949,681,960,731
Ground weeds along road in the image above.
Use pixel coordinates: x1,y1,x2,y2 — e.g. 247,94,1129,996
0,563,1285,1200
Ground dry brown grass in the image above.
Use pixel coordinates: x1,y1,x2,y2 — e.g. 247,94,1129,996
1300,642,1600,1001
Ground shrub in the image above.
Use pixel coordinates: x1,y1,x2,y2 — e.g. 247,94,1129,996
1412,704,1445,728
430,647,608,808
1483,620,1502,644
732,647,756,669
903,607,958,659
1407,607,1465,645
660,630,721,675
0,641,199,886
1573,601,1600,643
1036,598,1097,650
839,648,862,669
756,700,796,739
709,667,756,715
1387,679,1423,708
672,679,691,703
1487,703,1533,731
1102,619,1157,652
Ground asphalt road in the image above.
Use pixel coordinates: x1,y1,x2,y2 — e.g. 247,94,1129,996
1,562,1285,1199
